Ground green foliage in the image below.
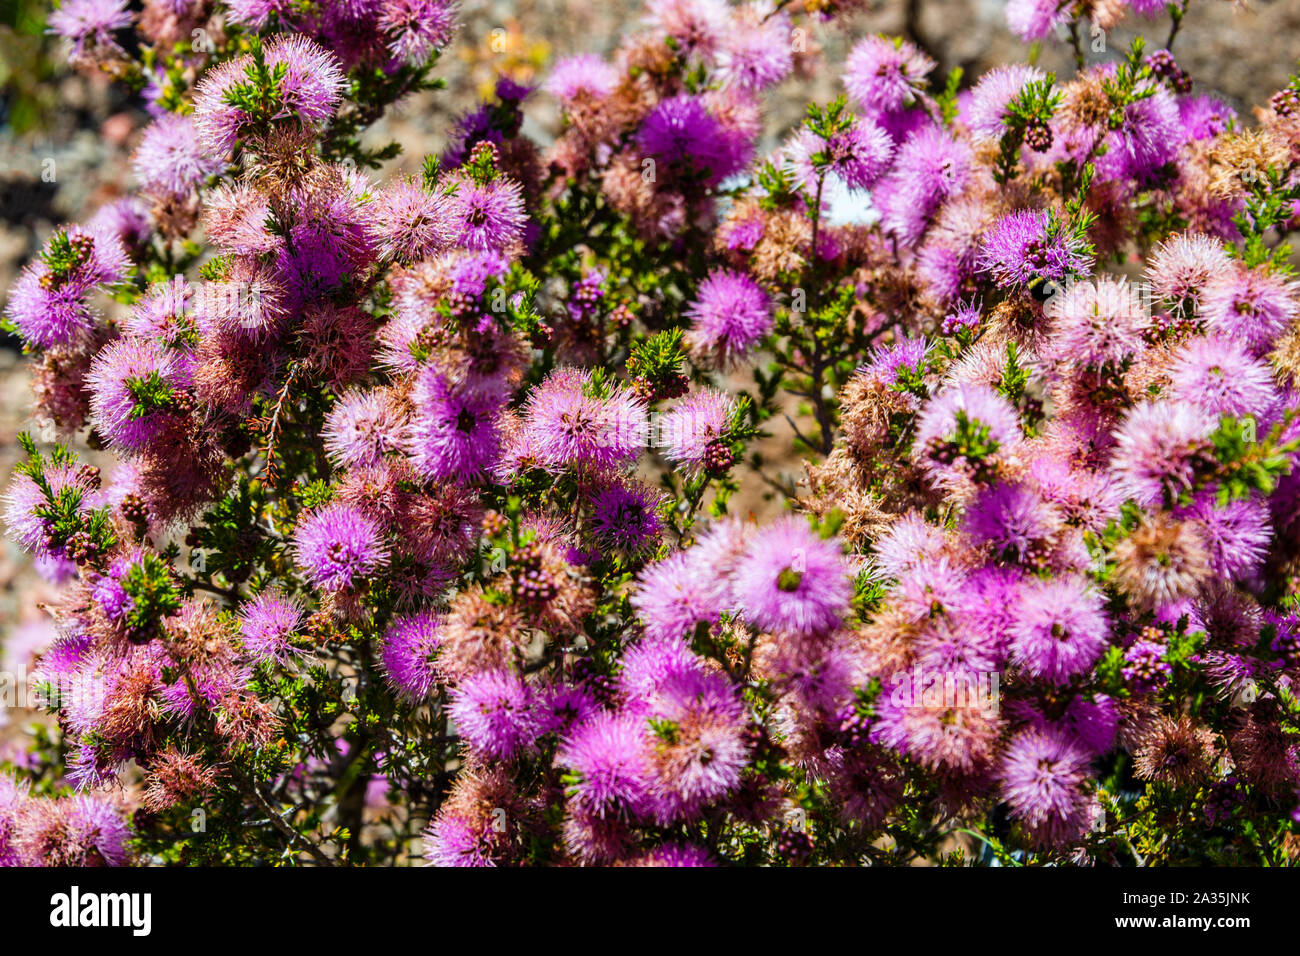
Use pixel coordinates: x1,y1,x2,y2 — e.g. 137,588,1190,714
996,75,1062,183
756,159,799,210
118,552,184,640
936,67,964,127
187,478,277,588
1209,412,1300,504
1228,167,1300,273
125,371,177,419
626,328,688,401
222,41,293,130
13,434,117,566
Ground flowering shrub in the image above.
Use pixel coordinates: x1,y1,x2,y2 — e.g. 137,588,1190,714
3,0,1300,867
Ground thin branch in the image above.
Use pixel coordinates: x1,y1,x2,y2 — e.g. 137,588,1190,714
234,763,339,867
1166,1,1187,51
178,668,337,866
1069,19,1085,71
783,413,819,452
187,578,243,603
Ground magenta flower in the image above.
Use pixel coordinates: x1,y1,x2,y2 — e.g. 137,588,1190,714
5,226,130,348
716,13,794,92
123,279,194,344
192,34,345,156
1167,335,1281,419
4,264,96,348
763,627,868,716
1044,277,1150,370
90,548,146,625
1111,400,1216,508
86,337,193,453
443,174,527,252
1123,639,1172,693
545,54,620,102
872,512,951,578
27,628,95,696
644,0,728,55
1096,85,1181,184
1004,0,1071,41
826,120,896,190
70,224,131,285
645,668,749,820
787,121,895,193
447,249,512,297
978,209,1092,288
617,636,703,704
684,269,772,368
963,481,1059,564
633,843,716,867
370,179,452,264
1010,575,1110,684
3,464,101,559
449,670,539,760
86,196,151,250
61,794,134,866
863,336,928,385
223,0,290,28
892,555,969,621
379,0,459,65
1061,695,1120,756
913,383,1023,481
133,113,223,200
557,709,654,815
239,592,306,666
263,32,347,119
1199,266,1298,356
404,367,503,483
1127,0,1173,16
34,554,79,585
659,388,735,476
1177,491,1271,581
843,35,934,115
731,518,851,637
591,483,664,554
424,813,496,867
998,727,1093,847
915,608,1005,674
9,0,1299,871
630,553,727,642
519,367,647,473
874,124,972,246
536,682,601,737
324,388,406,470
1146,233,1233,310
967,65,1049,141
48,0,133,62
272,172,379,311
292,502,390,591
1178,93,1236,142
637,94,751,187
0,775,25,866
379,612,444,700
65,742,129,792
870,673,1001,773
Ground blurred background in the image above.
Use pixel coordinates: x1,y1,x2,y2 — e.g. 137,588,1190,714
0,0,1298,701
